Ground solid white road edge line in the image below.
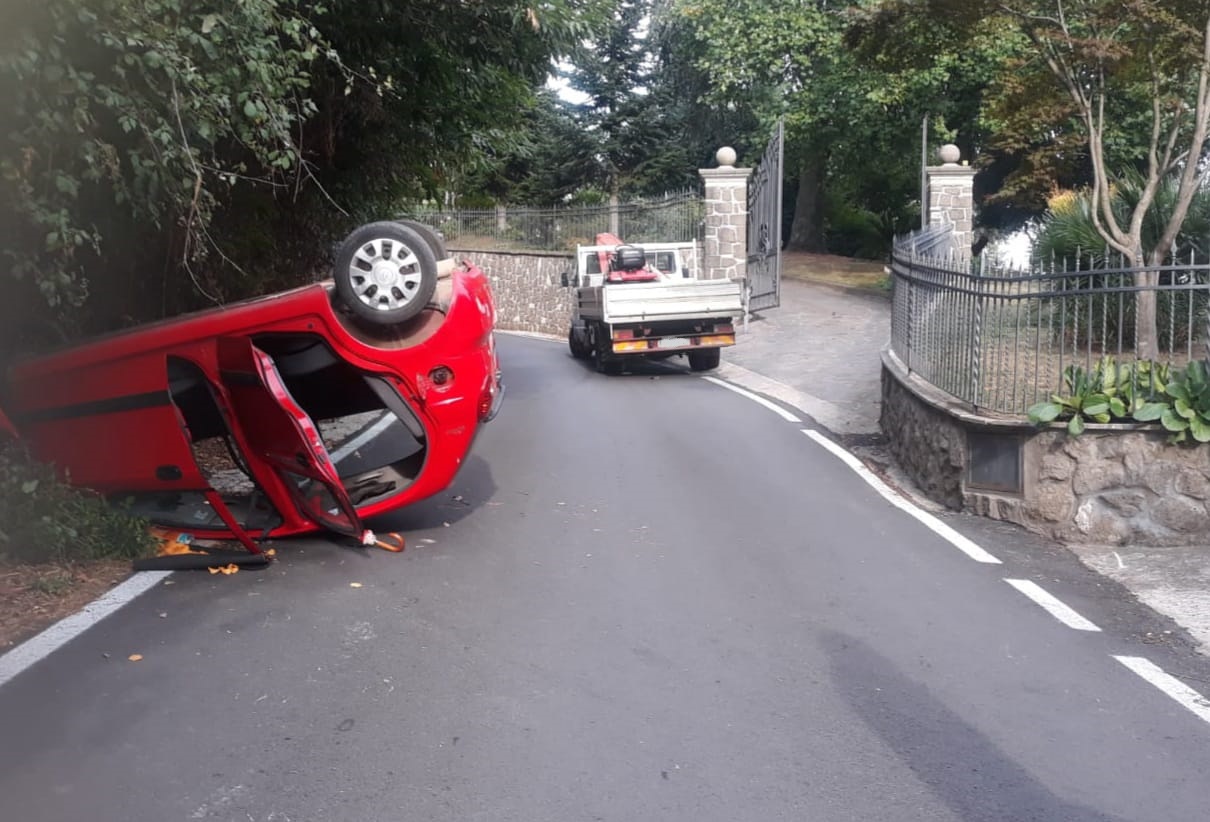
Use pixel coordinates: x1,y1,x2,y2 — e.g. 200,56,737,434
702,376,802,423
0,570,172,689
1004,579,1102,632
801,428,1003,565
1114,655,1210,725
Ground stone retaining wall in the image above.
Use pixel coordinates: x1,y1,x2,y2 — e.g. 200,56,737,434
1027,430,1210,546
880,364,967,510
453,248,574,336
882,350,1210,546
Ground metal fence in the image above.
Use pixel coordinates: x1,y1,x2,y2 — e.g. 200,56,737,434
890,227,1210,415
400,190,704,253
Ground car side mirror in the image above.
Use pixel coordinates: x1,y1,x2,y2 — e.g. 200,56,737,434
560,272,570,287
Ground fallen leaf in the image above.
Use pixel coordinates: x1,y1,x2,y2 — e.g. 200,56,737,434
128,654,143,662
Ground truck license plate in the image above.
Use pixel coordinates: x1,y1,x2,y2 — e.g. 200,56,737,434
658,337,691,349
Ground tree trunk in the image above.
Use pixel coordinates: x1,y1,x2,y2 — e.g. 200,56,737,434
1136,249,1161,360
785,157,826,253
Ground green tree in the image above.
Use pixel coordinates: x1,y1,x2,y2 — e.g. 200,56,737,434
0,0,605,355
861,0,1210,359
673,0,844,252
672,0,993,254
0,0,327,349
557,0,665,200
1004,1,1210,360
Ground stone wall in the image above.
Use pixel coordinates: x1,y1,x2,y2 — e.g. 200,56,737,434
452,248,574,335
882,349,1210,546
926,145,975,259
700,152,751,282
1026,431,1210,546
880,363,967,510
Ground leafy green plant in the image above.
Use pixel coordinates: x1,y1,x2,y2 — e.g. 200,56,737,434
0,442,156,565
1027,356,1176,435
1028,359,1126,435
1154,361,1210,443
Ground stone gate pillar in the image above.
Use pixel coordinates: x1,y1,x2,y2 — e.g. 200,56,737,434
699,147,752,281
926,143,975,259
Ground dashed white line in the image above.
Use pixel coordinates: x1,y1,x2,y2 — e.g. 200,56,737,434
0,571,172,689
800,428,1002,564
701,376,802,423
1004,579,1101,631
1114,655,1210,725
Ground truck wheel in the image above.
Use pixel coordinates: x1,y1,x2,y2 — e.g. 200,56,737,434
688,348,721,372
593,330,623,374
568,329,590,359
333,222,438,325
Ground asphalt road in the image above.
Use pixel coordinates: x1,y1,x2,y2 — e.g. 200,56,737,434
3,334,1210,821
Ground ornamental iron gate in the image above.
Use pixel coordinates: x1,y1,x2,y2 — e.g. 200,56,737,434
746,120,784,312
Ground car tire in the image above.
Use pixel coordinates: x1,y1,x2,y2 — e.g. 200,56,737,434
688,347,721,371
333,222,438,326
395,219,449,262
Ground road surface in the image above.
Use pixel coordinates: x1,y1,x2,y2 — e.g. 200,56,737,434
2,334,1210,821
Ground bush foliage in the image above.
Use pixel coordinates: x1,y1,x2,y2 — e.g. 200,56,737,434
0,0,600,358
0,441,156,565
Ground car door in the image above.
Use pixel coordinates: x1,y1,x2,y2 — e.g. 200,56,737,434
216,336,366,539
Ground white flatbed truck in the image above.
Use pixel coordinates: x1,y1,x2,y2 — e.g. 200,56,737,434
563,236,743,374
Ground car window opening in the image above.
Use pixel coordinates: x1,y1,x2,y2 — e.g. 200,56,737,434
251,334,428,510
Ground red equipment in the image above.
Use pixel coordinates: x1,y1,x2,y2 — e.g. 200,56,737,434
594,233,661,284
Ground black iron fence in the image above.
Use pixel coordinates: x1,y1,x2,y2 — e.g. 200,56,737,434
400,190,704,253
890,228,1210,415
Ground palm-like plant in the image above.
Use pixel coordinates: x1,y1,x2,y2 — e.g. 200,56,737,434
1031,172,1210,353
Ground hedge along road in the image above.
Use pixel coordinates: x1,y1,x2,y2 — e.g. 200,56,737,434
2,333,1210,822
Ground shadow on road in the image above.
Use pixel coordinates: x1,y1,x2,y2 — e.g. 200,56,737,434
822,630,1131,822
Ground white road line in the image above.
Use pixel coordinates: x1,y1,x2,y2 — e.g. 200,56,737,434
0,571,172,689
1114,656,1210,725
801,429,1002,565
1004,579,1101,631
701,376,802,423
331,413,395,464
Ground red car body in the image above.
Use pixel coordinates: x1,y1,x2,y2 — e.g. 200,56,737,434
2,262,501,552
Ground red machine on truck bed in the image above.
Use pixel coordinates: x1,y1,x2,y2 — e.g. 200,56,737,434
1,221,502,554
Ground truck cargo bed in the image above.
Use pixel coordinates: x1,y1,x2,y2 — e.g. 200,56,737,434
577,280,743,324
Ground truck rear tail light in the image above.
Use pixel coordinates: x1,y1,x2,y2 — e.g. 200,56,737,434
714,322,734,334
612,328,635,341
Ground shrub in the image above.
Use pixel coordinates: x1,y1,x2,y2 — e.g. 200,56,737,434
0,441,155,565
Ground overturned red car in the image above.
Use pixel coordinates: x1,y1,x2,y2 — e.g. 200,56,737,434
1,221,502,554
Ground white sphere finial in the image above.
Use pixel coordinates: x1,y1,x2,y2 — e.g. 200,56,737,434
716,146,737,168
939,144,961,165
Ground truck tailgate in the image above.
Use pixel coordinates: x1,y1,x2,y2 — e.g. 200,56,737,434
602,280,742,323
